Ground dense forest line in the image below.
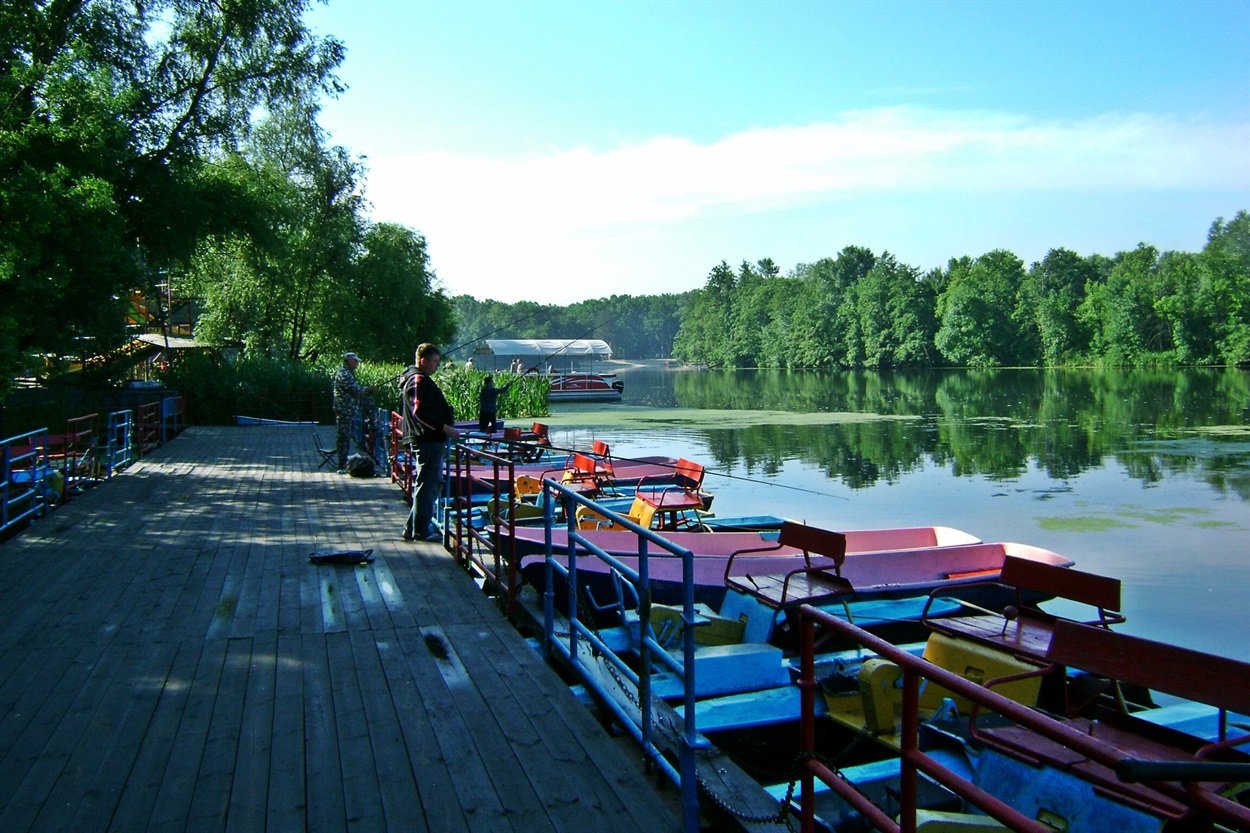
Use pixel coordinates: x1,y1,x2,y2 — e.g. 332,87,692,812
450,212,1249,369
674,213,1250,369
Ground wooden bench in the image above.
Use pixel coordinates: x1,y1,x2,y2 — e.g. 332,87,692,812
921,555,1124,664
972,620,1250,828
722,521,852,608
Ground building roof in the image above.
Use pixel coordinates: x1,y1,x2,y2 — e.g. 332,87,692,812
483,339,613,358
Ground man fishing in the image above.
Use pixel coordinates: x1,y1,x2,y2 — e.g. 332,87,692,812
401,343,459,542
331,352,376,473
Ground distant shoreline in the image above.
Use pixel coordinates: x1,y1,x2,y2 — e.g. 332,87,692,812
604,358,699,371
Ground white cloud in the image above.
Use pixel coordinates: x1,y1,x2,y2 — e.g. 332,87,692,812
358,107,1250,301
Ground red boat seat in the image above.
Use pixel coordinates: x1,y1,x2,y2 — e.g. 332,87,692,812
921,556,1124,665
633,458,707,530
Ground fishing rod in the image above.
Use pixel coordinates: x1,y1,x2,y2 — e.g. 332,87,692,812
524,320,614,374
443,305,547,358
530,438,849,501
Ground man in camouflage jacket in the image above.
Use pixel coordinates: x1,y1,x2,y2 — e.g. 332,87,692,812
332,352,374,471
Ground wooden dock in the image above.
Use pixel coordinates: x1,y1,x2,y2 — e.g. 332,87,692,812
0,426,679,832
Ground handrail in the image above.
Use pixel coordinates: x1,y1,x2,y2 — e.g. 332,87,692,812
1,427,50,535
795,606,1250,833
104,409,135,476
135,401,161,456
448,443,518,615
536,480,706,833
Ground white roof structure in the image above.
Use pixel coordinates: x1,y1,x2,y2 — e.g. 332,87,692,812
483,339,613,358
136,333,213,349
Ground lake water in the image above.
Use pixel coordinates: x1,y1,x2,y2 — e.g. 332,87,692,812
539,366,1250,662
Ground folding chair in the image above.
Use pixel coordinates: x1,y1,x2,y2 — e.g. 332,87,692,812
312,430,336,469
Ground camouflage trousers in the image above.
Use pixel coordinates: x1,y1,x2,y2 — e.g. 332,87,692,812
334,409,354,469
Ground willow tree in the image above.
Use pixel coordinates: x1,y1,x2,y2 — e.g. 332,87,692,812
0,0,344,387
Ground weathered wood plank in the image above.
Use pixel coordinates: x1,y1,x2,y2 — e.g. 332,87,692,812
0,426,678,833
105,638,204,832
146,638,230,832
301,632,348,833
325,629,387,833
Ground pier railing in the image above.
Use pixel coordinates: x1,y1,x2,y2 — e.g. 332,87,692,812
446,443,520,614
105,409,136,475
534,480,706,833
794,606,1250,833
1,428,50,536
1,402,188,541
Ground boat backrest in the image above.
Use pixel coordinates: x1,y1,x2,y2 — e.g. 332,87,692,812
513,474,544,497
1046,620,1250,715
673,458,704,491
777,522,847,569
503,427,522,441
1000,556,1121,613
592,439,610,457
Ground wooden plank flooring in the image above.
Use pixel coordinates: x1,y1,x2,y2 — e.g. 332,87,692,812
0,426,678,832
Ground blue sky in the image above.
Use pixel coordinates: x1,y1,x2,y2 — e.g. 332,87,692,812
306,0,1250,304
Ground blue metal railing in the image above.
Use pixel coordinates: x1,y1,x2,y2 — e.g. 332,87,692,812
1,428,50,535
160,395,185,443
105,409,135,476
537,480,707,833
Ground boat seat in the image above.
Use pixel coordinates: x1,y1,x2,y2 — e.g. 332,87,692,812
558,452,613,495
722,522,851,609
633,458,708,530
921,556,1125,665
969,621,1250,829
575,499,656,532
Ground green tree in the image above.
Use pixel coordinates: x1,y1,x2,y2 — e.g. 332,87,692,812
935,250,1030,367
853,252,935,367
183,108,364,360
1019,248,1097,365
332,223,453,361
0,0,344,388
673,261,737,366
1203,212,1250,364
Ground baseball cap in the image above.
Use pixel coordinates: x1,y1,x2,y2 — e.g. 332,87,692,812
344,352,360,361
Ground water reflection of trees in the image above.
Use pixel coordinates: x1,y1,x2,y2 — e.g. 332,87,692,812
674,368,1250,496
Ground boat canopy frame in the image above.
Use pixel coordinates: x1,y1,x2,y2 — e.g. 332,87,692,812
478,339,614,373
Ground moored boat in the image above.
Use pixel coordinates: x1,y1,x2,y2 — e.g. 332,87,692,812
544,371,624,402
504,522,1026,610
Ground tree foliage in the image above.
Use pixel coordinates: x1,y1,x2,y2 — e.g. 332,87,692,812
1,0,457,390
669,212,1250,369
0,0,348,386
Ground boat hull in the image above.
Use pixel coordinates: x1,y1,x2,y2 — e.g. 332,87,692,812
546,372,623,402
502,525,1030,610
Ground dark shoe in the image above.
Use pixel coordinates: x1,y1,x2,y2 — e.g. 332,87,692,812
422,530,443,543
401,527,414,541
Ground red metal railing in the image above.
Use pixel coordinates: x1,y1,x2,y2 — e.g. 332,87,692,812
794,606,1250,833
449,443,519,616
135,401,161,457
388,412,412,496
60,413,100,495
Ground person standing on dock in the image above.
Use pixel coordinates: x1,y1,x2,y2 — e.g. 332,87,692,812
401,343,459,541
477,375,514,433
332,352,375,473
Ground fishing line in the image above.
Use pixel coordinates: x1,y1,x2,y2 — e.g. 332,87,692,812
444,305,547,358
527,319,616,372
533,439,849,501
